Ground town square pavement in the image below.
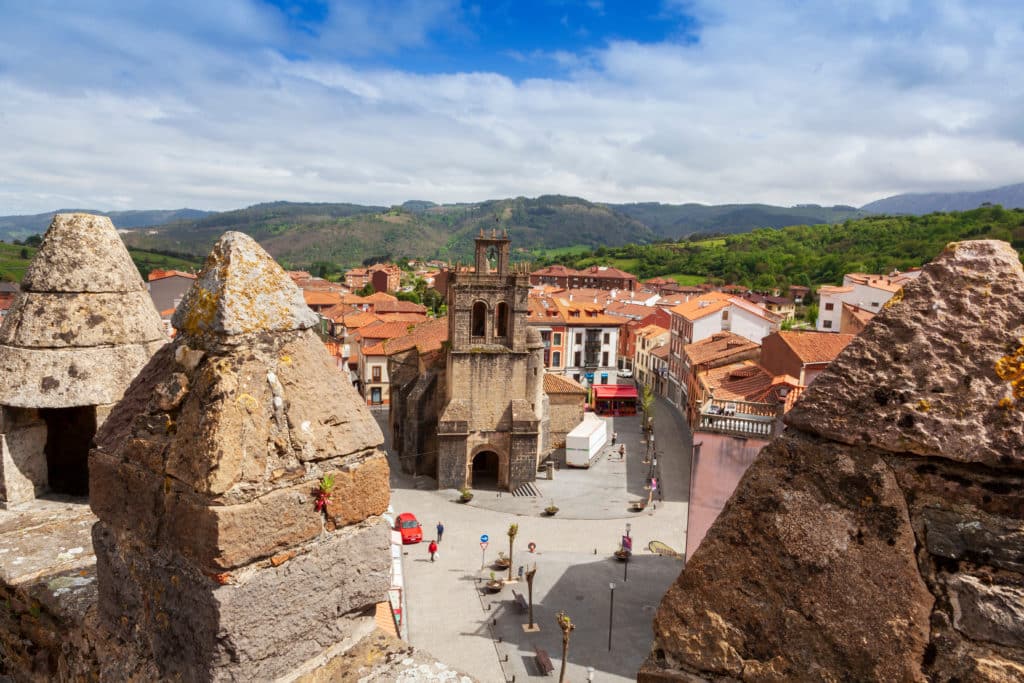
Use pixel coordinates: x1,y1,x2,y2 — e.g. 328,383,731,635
378,395,693,682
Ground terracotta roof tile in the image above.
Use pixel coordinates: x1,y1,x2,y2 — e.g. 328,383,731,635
775,330,855,364
302,291,343,307
543,373,587,395
356,320,415,341
669,292,732,321
683,331,760,366
380,317,449,355
699,361,774,401
147,269,196,281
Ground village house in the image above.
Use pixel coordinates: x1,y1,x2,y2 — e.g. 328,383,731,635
759,330,855,387
528,295,568,372
529,264,638,291
840,301,875,334
354,320,420,405
345,263,403,292
816,269,922,331
633,324,669,393
666,292,781,407
678,331,762,423
0,282,19,323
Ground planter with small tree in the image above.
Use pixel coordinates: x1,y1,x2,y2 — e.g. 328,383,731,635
544,503,559,516
459,487,474,503
493,552,511,570
485,572,503,593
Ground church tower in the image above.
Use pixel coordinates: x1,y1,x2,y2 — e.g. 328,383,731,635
436,230,547,491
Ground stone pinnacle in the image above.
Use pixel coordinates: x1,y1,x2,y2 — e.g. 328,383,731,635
172,231,318,343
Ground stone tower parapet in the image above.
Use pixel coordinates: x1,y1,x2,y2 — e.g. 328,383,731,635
640,240,1024,681
90,231,390,681
0,213,166,506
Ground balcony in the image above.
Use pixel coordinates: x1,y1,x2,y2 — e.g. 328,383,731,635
696,398,779,439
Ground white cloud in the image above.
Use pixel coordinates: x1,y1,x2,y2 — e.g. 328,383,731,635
0,0,1022,214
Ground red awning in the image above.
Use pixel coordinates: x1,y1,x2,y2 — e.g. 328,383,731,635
592,384,639,400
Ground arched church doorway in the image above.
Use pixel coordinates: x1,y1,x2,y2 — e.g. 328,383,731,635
470,450,500,490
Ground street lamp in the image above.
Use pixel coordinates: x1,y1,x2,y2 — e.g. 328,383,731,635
623,522,632,582
608,582,615,651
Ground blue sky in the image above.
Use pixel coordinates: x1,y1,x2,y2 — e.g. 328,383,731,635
1,0,1022,213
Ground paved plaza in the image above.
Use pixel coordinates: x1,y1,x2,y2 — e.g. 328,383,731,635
380,394,692,682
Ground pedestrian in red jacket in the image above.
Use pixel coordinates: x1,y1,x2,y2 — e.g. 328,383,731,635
428,540,438,562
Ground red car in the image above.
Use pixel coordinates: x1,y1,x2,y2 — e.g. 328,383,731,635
395,512,423,544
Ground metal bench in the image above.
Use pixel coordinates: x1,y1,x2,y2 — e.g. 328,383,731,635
535,647,554,676
512,590,528,612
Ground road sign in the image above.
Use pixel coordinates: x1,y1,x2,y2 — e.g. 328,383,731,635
480,534,489,543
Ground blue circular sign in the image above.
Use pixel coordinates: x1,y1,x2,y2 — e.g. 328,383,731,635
480,534,489,543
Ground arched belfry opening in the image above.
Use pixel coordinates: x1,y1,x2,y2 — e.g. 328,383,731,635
495,301,509,339
471,301,487,338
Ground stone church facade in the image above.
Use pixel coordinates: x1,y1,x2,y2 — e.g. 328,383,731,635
436,231,549,491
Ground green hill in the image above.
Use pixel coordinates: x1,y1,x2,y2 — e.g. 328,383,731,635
0,208,210,242
608,202,865,239
0,242,199,283
547,206,1024,289
120,196,656,269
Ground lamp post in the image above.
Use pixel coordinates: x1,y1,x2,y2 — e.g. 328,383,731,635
623,522,631,582
608,582,615,651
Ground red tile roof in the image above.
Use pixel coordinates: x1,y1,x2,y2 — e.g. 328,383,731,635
303,291,343,307
775,330,855,364
148,269,196,281
543,373,587,395
357,320,418,341
683,332,760,366
373,317,449,356
700,361,775,401
669,292,732,321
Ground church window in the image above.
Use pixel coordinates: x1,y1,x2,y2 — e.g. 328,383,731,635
495,302,509,337
472,301,487,337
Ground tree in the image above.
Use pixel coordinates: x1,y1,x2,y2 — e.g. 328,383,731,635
556,611,575,683
639,384,655,431
507,523,518,581
355,283,375,297
19,248,29,260
24,234,42,247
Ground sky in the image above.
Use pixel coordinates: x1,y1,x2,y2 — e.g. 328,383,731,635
1,0,1023,214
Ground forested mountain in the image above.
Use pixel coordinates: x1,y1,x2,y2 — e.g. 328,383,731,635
119,196,656,269
546,206,1024,289
861,182,1024,214
608,202,864,238
0,208,210,242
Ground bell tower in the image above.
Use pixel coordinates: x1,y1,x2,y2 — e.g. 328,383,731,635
437,229,546,491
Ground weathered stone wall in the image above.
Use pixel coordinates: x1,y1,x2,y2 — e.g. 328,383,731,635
547,394,585,449
640,240,1024,682
0,408,48,506
447,353,529,431
90,232,393,681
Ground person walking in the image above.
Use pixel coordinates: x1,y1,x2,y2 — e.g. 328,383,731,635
619,444,625,460
428,540,438,562
436,521,445,544
611,431,617,445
